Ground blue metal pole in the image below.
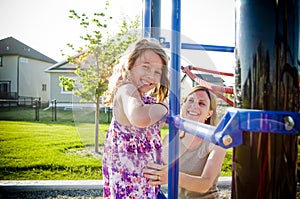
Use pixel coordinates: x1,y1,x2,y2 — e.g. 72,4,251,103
160,41,234,52
168,0,180,198
181,43,234,52
151,0,161,38
143,0,151,37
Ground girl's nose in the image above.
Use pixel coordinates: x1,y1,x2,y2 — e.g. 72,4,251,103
145,70,155,80
147,68,154,76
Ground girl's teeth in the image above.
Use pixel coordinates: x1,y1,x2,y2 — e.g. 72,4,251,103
141,80,150,85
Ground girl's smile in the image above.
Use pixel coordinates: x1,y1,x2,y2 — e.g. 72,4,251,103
130,50,163,94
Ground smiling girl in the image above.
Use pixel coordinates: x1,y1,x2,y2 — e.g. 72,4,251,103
102,38,169,199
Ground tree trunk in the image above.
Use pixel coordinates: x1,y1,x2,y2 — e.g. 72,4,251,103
94,96,100,153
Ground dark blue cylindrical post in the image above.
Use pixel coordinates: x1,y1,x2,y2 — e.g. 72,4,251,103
151,0,161,37
233,0,299,198
168,0,181,198
143,0,151,37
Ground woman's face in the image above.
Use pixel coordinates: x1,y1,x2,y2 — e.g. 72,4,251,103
130,50,163,94
182,90,213,123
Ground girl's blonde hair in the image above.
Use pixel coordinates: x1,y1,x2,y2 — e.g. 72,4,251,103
104,38,169,104
182,85,218,126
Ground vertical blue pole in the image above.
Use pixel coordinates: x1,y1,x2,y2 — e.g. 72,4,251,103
143,0,151,37
151,0,161,37
168,0,180,199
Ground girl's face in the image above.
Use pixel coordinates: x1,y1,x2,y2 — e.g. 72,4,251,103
182,90,213,123
130,50,163,94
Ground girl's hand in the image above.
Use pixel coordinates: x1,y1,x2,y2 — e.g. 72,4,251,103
143,163,168,185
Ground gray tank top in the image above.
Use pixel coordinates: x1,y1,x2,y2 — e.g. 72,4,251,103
172,136,220,199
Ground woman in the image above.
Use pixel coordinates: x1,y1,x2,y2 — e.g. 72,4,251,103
143,85,226,199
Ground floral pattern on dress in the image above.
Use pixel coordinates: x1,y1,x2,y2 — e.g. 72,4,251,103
102,96,163,199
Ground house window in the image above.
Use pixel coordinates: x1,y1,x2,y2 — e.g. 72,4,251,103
61,86,73,94
42,84,46,91
60,76,75,94
0,56,2,66
19,57,28,63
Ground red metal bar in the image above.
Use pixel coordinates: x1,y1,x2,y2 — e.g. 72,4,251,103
181,65,234,106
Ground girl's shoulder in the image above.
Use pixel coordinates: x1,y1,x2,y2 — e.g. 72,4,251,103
116,82,138,95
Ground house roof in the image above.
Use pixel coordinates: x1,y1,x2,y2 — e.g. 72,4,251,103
181,73,225,84
45,51,86,73
0,36,57,63
45,60,76,73
195,73,224,83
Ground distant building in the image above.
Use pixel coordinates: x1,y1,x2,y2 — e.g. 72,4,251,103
45,60,83,108
181,72,226,101
45,53,107,109
0,37,56,105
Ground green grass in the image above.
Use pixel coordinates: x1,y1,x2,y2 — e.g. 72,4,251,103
0,120,104,180
0,107,233,180
0,107,109,180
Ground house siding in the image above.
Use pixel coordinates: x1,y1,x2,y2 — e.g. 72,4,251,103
18,57,52,103
0,37,57,105
49,72,81,105
0,56,18,92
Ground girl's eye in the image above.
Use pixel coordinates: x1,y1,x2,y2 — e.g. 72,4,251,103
154,70,162,75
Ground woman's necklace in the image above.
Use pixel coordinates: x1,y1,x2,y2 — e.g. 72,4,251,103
180,131,203,150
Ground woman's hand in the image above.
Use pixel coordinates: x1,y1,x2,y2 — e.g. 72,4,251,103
143,163,168,185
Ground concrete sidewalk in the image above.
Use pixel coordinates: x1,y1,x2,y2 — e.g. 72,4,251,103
0,177,231,191
0,177,232,199
0,180,103,192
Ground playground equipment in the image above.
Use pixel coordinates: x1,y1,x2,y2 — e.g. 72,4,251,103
143,0,299,198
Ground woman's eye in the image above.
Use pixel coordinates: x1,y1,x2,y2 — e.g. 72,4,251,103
143,65,149,69
187,99,194,103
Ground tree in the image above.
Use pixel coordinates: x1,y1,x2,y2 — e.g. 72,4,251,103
60,1,140,152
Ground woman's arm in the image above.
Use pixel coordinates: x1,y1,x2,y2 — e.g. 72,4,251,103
143,145,226,193
179,145,226,193
116,83,168,128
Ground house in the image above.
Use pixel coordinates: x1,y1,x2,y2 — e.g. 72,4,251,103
44,60,83,108
0,37,57,106
45,54,107,109
180,71,226,101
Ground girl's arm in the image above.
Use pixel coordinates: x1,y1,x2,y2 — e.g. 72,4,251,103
116,83,168,128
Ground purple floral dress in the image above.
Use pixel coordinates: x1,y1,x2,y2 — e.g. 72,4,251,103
102,96,163,199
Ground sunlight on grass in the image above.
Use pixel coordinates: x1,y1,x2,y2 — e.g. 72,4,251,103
0,120,102,180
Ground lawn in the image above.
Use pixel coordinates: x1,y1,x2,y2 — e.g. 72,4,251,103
0,107,233,180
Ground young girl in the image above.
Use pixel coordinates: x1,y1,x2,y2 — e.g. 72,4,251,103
102,38,169,198
143,86,226,199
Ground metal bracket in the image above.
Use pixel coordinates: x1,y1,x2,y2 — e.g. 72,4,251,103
172,108,300,149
